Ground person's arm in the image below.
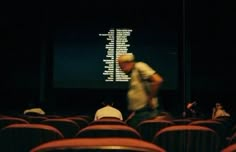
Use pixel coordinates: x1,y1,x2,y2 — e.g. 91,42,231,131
136,62,163,109
147,73,163,108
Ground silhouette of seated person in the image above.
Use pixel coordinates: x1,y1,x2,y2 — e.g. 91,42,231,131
212,102,230,119
23,102,46,116
183,101,204,118
94,100,123,121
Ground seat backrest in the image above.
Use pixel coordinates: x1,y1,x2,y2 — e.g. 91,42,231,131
221,143,236,152
73,115,93,123
215,117,233,129
136,120,174,141
30,137,166,152
153,125,220,152
0,114,12,118
229,132,236,145
45,115,62,119
173,119,192,125
0,117,29,129
65,117,88,129
76,124,141,139
230,125,236,137
189,119,227,147
25,116,48,123
89,118,127,126
187,117,203,122
0,124,64,152
41,119,80,138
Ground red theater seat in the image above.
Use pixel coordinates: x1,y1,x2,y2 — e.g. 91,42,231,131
41,119,80,138
89,118,127,126
153,125,220,152
25,116,48,123
0,117,29,129
229,132,236,145
173,119,192,125
30,137,166,152
189,119,227,147
0,124,64,152
76,124,141,139
73,115,93,122
221,143,236,152
65,117,88,128
136,119,174,141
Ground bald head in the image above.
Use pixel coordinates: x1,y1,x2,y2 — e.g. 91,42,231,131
118,53,135,63
118,53,135,74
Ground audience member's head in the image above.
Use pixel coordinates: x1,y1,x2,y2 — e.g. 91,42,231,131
215,102,223,110
94,96,123,121
24,101,46,115
212,102,230,119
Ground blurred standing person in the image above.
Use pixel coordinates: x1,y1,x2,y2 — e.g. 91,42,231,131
118,53,163,128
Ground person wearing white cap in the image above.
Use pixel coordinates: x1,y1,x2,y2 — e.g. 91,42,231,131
118,53,163,128
94,98,123,121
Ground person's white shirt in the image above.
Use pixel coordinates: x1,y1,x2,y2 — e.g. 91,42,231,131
23,108,46,115
127,62,158,111
94,105,123,120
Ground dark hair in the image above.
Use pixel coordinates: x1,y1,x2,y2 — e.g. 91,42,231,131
102,101,114,106
27,101,42,108
101,96,115,106
215,102,222,107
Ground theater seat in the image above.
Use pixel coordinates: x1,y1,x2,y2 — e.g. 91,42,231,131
0,124,64,152
172,119,191,125
30,137,166,152
75,115,93,122
41,119,80,138
189,120,227,147
153,125,220,152
221,143,236,152
229,132,236,145
65,117,88,129
76,124,141,139
89,118,127,126
136,120,174,141
25,116,48,123
0,117,29,129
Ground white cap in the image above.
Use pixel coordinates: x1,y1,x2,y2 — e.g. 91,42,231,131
118,53,135,62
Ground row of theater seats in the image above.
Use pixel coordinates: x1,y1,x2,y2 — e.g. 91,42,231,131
0,114,235,152
1,115,235,142
0,116,89,138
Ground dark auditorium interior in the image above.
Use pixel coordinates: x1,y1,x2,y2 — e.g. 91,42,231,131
0,1,235,152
